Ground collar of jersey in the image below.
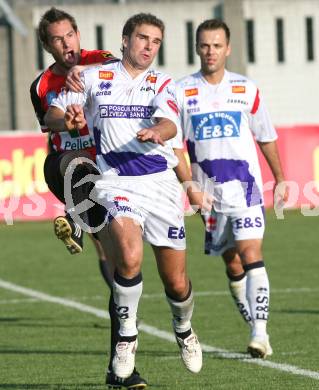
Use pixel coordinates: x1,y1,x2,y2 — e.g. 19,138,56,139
118,61,151,83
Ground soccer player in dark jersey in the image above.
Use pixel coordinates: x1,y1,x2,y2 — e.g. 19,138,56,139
30,7,147,389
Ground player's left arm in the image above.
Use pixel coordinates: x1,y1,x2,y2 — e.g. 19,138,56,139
250,89,289,204
258,140,289,205
137,77,180,145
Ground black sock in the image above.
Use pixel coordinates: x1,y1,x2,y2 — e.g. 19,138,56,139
108,291,120,371
175,328,192,339
99,259,113,289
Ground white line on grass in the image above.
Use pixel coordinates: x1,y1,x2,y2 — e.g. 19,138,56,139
1,279,318,381
0,298,40,304
141,287,319,299
1,287,318,304
0,279,109,320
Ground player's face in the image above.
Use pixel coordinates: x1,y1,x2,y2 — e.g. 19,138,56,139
196,28,231,76
45,19,81,71
123,23,162,71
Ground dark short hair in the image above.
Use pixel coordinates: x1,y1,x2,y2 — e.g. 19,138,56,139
196,19,230,46
122,13,165,39
37,7,78,46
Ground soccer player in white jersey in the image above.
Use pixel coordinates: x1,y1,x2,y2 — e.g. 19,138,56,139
175,19,288,359
45,13,202,380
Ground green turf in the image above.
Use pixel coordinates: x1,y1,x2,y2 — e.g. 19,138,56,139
0,209,318,389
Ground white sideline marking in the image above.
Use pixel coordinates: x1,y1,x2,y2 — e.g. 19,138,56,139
0,279,109,320
1,287,318,305
0,298,40,304
1,279,318,381
142,287,319,299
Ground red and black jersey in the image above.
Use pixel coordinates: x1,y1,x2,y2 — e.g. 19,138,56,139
30,49,115,156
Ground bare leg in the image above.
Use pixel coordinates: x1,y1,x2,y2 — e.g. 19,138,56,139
222,247,252,326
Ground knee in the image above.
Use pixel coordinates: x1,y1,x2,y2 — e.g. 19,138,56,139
223,249,244,276
117,242,142,275
165,276,189,299
239,247,262,263
226,260,244,276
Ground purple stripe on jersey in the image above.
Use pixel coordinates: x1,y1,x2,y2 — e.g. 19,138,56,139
102,151,168,176
93,127,102,155
199,158,262,207
186,140,197,163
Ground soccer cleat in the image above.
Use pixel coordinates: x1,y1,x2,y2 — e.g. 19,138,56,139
176,330,202,373
106,368,148,389
266,338,273,356
112,339,138,379
247,334,272,359
53,214,83,255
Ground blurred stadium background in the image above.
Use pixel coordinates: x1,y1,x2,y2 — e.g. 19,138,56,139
1,1,319,389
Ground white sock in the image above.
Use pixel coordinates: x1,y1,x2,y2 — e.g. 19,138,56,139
166,287,194,334
246,266,269,338
229,276,253,327
113,272,143,337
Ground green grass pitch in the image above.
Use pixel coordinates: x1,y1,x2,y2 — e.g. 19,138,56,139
0,209,318,389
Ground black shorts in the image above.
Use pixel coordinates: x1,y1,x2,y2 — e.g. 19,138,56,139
44,150,106,228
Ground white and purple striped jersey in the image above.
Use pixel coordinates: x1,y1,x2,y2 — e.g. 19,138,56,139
51,61,180,177
176,70,277,213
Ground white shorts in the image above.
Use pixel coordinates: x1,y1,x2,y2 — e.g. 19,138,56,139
203,206,265,256
95,170,186,250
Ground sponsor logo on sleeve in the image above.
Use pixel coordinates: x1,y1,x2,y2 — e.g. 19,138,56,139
166,86,176,99
99,71,114,80
185,88,198,97
232,86,246,93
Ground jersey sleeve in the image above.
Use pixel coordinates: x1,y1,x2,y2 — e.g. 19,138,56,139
249,90,278,142
174,83,186,147
30,74,47,132
152,79,179,126
166,123,184,149
50,73,88,112
81,49,116,65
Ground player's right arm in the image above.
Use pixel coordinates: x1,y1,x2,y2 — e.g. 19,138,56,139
174,82,213,213
44,104,86,132
45,71,88,132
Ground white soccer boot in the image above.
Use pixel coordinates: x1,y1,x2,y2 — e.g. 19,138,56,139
112,339,138,379
248,334,272,359
176,330,202,373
